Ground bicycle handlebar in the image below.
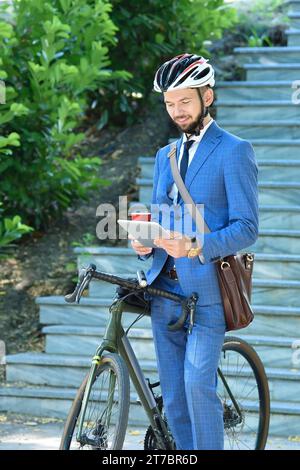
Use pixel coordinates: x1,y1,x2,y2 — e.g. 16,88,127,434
65,264,198,333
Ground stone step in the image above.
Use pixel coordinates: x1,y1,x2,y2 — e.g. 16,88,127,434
74,246,152,275
4,344,300,390
258,160,300,182
254,229,300,254
258,182,300,205
137,177,300,206
0,385,300,436
37,296,152,328
217,100,300,121
288,12,300,29
38,292,300,336
286,0,300,14
0,385,149,428
236,139,300,160
259,204,300,230
42,325,156,358
246,305,300,337
244,63,300,81
218,120,300,139
251,253,300,280
252,278,300,307
74,246,300,280
41,326,297,376
138,157,155,179
287,28,300,46
217,81,297,100
233,46,300,64
37,295,300,337
4,354,158,389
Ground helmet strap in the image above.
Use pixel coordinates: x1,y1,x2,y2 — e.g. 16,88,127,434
191,88,209,136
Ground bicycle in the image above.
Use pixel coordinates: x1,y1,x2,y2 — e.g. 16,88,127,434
59,263,270,451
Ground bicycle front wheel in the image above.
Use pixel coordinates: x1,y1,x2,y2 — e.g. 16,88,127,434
218,336,270,450
60,353,130,450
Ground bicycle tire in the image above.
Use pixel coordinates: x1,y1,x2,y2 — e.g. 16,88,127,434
220,336,270,450
59,353,130,450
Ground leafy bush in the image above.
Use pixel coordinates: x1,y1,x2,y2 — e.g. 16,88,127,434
0,202,33,256
96,0,237,125
0,0,130,228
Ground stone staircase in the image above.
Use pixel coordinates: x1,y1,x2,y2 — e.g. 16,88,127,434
1,0,300,438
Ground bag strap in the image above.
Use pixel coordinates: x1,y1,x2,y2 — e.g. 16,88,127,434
168,142,210,235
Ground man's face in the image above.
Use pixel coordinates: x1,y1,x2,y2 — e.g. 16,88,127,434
164,88,211,134
164,88,201,134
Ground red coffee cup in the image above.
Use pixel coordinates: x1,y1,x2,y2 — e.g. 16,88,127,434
130,212,151,222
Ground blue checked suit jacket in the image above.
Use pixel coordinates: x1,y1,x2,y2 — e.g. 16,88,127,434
139,121,259,306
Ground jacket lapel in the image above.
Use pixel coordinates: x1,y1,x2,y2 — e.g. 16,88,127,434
184,121,223,193
162,122,223,205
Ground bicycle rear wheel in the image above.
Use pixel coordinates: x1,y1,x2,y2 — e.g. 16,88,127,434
60,353,130,450
218,336,270,450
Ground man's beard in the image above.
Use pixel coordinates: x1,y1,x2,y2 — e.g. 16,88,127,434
173,111,205,136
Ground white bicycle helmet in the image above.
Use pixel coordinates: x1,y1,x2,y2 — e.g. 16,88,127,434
153,53,215,93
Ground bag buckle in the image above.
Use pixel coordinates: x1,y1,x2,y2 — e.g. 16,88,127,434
220,260,230,270
246,254,254,269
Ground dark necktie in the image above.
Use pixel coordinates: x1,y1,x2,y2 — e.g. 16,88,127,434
177,139,194,203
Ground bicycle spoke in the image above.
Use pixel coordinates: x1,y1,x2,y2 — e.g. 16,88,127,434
218,339,267,450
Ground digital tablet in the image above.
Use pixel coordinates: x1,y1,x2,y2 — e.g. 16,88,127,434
117,219,171,248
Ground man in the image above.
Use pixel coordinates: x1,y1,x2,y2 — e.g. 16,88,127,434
130,54,259,450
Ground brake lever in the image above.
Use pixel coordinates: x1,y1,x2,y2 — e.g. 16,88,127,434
187,292,198,334
65,263,96,304
75,272,93,303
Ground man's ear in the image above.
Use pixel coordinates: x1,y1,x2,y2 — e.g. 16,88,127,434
204,87,214,107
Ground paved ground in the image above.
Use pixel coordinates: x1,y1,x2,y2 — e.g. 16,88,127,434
0,413,299,450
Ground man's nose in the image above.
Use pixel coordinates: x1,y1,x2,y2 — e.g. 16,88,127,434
173,104,185,117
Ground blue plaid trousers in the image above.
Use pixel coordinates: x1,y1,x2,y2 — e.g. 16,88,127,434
150,263,226,450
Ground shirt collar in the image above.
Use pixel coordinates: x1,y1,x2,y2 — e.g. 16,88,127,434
182,118,214,144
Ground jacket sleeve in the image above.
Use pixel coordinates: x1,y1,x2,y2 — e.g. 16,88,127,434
137,149,160,261
201,140,259,263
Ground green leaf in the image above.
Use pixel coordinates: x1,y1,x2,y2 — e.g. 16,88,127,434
97,110,108,130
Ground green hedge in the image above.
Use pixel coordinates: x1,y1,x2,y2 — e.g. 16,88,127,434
0,0,129,228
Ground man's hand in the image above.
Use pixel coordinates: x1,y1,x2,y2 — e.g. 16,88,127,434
128,234,153,256
153,231,193,258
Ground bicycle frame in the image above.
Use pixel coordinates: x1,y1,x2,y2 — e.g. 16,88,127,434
76,299,174,450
